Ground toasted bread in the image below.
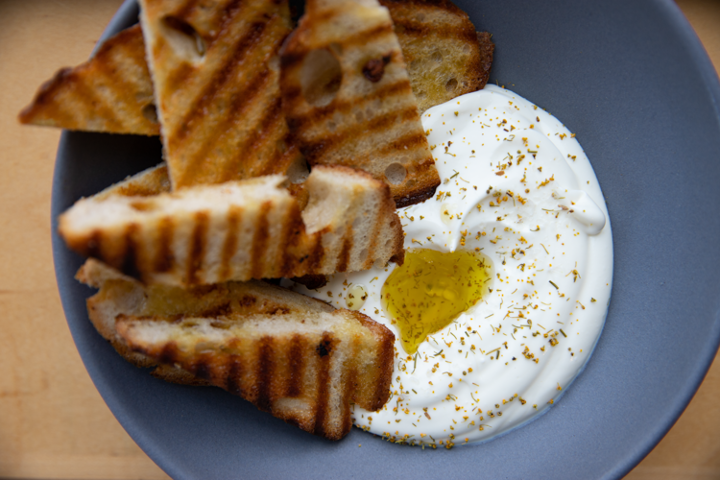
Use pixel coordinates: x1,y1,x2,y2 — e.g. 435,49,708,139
380,0,494,113
138,0,303,188
77,258,394,439
86,163,326,292
60,165,404,286
280,0,440,207
76,258,335,384
18,25,159,135
476,32,495,89
115,307,394,440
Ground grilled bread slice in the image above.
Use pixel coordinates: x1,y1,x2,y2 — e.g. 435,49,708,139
77,258,394,439
115,307,394,440
380,0,494,113
60,165,404,286
280,0,440,207
138,0,303,188
18,25,159,135
76,258,334,384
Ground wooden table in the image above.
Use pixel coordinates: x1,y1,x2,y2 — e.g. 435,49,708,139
1,1,718,478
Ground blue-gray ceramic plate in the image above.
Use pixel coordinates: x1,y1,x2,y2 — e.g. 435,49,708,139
52,1,720,478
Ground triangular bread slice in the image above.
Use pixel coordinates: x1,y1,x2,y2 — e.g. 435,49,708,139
60,165,404,286
18,25,160,135
279,0,440,207
76,258,334,385
380,0,494,113
138,0,303,188
115,308,394,440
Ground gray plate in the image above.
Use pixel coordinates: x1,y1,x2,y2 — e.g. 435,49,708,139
52,1,720,478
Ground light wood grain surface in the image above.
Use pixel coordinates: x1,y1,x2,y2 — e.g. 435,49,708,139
0,1,718,478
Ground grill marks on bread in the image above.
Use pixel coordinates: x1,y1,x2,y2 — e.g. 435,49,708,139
279,0,440,207
139,0,302,187
38,0,500,443
115,309,394,440
20,0,493,161
75,259,394,441
60,166,404,287
76,257,335,373
18,25,159,135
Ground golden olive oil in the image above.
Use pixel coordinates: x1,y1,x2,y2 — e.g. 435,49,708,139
381,249,492,354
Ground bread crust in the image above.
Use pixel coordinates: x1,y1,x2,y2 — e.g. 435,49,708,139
380,0,495,113
93,163,171,201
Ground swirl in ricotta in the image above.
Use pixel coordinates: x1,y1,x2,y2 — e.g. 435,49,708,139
290,85,613,447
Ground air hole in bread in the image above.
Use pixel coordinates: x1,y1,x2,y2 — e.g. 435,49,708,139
355,110,364,122
385,163,407,185
287,156,310,184
431,51,443,63
445,78,458,92
359,248,369,260
301,49,342,107
161,16,206,60
416,90,426,99
142,103,159,123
